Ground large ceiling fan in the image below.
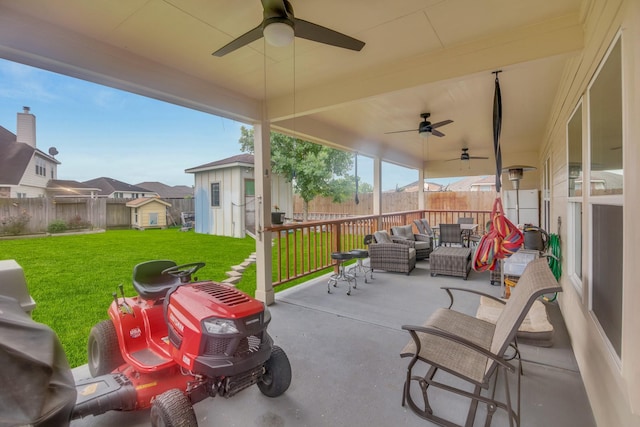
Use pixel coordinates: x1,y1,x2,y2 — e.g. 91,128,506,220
213,0,366,57
385,113,453,137
446,148,489,162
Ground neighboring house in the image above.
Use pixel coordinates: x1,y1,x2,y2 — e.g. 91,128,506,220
0,107,60,198
82,177,158,198
46,180,101,198
136,181,193,198
395,180,445,192
446,176,496,192
185,153,293,238
126,197,172,230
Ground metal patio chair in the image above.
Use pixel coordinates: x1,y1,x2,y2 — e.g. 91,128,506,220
400,258,561,427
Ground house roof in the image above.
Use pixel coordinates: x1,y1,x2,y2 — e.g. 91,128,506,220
82,177,156,195
394,180,445,192
136,181,193,198
446,176,495,191
0,125,60,186
185,153,255,174
47,180,101,195
125,197,172,208
0,127,32,185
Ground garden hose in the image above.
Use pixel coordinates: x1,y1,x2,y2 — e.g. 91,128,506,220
543,233,562,302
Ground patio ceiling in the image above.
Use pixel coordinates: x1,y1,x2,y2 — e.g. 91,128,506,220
0,0,585,178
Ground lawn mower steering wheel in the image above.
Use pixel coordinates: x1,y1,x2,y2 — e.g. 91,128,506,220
161,262,205,280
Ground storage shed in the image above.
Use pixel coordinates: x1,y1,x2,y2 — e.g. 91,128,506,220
185,153,292,238
126,197,172,230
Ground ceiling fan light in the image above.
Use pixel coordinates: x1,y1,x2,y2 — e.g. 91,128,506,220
264,22,295,47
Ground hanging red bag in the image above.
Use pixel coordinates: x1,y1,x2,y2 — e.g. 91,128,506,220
473,198,503,271
473,197,524,272
491,197,524,256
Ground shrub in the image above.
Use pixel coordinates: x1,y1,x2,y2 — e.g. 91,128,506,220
47,219,68,233
67,215,91,230
0,212,31,235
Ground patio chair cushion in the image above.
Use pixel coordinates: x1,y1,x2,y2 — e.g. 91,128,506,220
373,230,393,244
391,225,416,241
476,296,555,347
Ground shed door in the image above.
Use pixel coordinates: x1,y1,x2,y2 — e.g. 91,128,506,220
245,179,255,235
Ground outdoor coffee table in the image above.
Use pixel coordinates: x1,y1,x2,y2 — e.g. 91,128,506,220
429,246,472,280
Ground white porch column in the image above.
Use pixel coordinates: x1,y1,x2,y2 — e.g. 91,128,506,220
418,167,425,211
253,120,274,305
372,157,382,228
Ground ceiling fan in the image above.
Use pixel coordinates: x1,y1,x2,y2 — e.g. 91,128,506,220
446,148,489,162
385,113,453,137
212,0,366,57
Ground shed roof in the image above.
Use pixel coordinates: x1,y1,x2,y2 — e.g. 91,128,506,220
125,197,172,208
185,153,254,174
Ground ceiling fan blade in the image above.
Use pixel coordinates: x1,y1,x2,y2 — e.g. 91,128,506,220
429,119,453,129
384,129,418,135
430,129,445,137
294,19,365,51
469,156,489,160
213,25,263,57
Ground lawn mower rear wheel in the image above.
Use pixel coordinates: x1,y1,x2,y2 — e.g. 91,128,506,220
87,319,124,377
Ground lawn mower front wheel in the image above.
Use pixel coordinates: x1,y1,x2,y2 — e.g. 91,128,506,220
150,388,197,427
87,319,124,377
257,345,292,397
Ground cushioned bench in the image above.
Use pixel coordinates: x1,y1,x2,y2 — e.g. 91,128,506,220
429,246,472,279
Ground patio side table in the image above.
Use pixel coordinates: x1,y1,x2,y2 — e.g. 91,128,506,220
429,247,472,280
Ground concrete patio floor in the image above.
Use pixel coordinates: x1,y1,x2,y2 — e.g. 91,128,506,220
71,259,596,427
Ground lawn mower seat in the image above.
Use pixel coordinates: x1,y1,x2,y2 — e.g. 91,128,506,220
132,260,181,300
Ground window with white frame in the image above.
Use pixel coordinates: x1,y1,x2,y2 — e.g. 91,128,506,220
567,101,583,296
587,35,623,358
35,158,46,176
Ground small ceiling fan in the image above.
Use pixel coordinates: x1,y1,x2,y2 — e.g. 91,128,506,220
213,0,366,57
385,113,453,137
446,148,489,162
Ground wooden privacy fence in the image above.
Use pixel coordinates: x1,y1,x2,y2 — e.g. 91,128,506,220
0,197,194,235
293,191,496,218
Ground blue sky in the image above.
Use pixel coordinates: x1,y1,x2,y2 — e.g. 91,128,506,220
0,58,425,190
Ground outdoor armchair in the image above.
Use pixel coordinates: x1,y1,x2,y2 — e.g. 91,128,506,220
413,218,436,247
369,230,416,275
438,223,464,247
390,224,432,260
400,258,561,427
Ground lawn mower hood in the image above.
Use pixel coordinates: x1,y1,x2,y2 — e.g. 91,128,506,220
0,295,77,427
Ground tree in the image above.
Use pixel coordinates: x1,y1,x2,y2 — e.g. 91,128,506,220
239,126,353,220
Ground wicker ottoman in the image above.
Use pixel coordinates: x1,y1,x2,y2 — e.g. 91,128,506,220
430,247,472,280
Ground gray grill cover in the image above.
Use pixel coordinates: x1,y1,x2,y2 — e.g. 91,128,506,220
0,296,76,427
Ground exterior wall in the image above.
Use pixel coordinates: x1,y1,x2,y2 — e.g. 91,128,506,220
542,0,640,425
192,166,292,238
13,153,57,197
109,190,154,199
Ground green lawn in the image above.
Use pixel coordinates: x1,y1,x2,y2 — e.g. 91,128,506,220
0,229,262,367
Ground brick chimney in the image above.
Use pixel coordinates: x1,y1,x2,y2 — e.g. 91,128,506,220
16,106,36,148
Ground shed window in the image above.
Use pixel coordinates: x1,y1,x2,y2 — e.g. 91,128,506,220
211,182,221,207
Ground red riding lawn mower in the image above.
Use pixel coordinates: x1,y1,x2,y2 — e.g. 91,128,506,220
0,259,291,427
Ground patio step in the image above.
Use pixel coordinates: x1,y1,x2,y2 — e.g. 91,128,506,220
221,252,257,287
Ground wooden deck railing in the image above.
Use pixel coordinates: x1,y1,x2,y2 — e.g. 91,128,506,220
270,209,491,286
